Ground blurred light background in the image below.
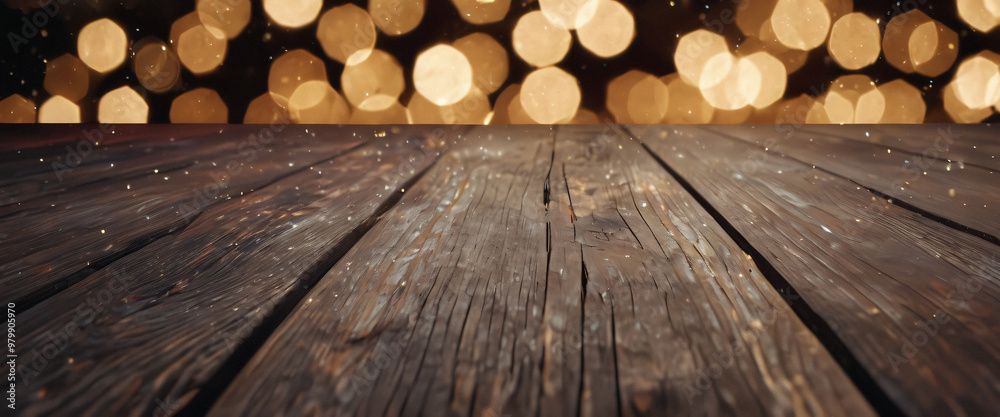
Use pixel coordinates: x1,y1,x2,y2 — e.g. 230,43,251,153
1,0,999,124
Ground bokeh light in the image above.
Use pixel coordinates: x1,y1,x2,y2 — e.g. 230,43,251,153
78,18,128,74
453,33,509,94
170,12,227,75
316,4,377,65
0,94,35,123
342,49,405,111
576,0,635,58
38,96,81,124
414,45,473,106
288,80,350,123
369,0,425,36
513,11,572,67
520,66,581,124
770,0,832,51
268,49,328,107
197,0,251,39
170,88,229,123
44,54,89,103
98,87,149,124
828,13,881,70
264,0,322,28
451,0,511,24
952,51,1000,110
244,93,290,124
132,38,181,94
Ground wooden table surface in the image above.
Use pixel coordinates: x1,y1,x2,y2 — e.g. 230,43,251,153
1,124,997,417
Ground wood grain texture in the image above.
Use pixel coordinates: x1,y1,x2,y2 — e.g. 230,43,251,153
637,125,1000,417
208,126,554,417
14,131,443,417
555,125,873,417
210,125,872,417
799,124,1000,172
0,126,378,306
0,126,244,211
700,125,1000,240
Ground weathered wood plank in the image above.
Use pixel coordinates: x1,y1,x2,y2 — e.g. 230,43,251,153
556,125,873,417
14,131,443,417
0,126,380,306
799,124,1000,172
638,125,1000,417
700,125,1000,241
208,126,554,417
0,126,251,211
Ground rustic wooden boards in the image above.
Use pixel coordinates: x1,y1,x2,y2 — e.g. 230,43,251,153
553,126,872,417
636,125,1000,417
210,125,872,417
14,131,443,417
209,126,556,417
0,125,375,306
700,124,1000,241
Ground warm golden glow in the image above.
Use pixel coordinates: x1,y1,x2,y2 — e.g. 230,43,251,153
943,83,993,123
197,0,251,39
171,12,227,75
699,55,762,110
661,74,714,124
268,49,328,107
577,0,634,58
489,84,520,124
98,87,149,124
878,80,925,123
712,106,752,124
823,75,885,124
263,0,322,28
512,11,572,67
369,0,425,36
770,0,831,51
38,96,80,123
737,0,777,38
78,18,128,73
350,101,408,124
571,108,600,124
317,4,377,65
627,74,670,124
453,33,509,94
288,80,350,124
675,30,730,87
133,38,181,94
752,18,810,73
0,94,35,123
451,0,511,24
170,88,228,123
520,66,580,124
743,52,786,108
828,13,881,70
408,88,491,124
244,93,290,124
44,54,89,103
957,0,1000,33
606,70,644,123
413,44,473,106
539,0,598,29
342,49,405,111
952,51,1000,110
883,11,958,77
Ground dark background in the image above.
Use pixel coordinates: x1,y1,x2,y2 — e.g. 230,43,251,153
2,0,999,123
